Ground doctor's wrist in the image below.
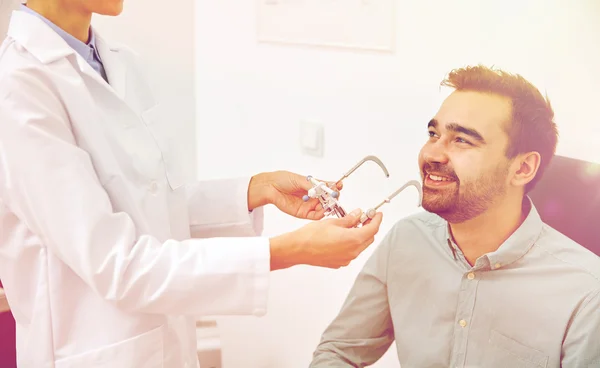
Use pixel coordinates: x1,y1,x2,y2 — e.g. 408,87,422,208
268,232,302,271
248,172,273,211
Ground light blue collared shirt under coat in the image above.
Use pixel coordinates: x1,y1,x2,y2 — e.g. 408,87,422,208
311,197,600,368
19,4,108,82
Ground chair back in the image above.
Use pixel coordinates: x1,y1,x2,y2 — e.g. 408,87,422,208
528,155,600,256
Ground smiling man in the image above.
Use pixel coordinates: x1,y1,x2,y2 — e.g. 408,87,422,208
309,65,600,368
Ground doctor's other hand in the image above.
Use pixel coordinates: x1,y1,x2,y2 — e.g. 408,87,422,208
268,209,383,270
248,171,343,220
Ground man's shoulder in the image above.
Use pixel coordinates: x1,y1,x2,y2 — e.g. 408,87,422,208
377,210,445,251
535,222,600,285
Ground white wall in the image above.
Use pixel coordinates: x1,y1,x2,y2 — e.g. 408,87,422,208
195,0,600,367
0,1,19,36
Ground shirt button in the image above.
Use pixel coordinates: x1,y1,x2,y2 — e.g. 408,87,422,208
494,262,501,269
459,319,467,327
467,272,475,280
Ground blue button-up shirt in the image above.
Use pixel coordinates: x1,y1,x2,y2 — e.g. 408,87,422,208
20,4,108,82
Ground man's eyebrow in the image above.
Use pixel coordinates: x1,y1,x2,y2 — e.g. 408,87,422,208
427,119,438,129
427,119,486,143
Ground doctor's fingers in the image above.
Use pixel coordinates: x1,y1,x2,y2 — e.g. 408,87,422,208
332,180,343,190
335,212,382,256
353,212,383,241
338,234,378,266
311,177,343,192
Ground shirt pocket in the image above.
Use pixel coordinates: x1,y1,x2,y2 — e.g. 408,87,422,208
483,330,549,368
140,104,188,191
54,326,164,368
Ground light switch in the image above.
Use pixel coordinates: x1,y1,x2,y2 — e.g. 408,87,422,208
300,125,318,150
299,121,324,157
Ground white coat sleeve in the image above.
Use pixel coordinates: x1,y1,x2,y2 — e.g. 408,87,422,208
186,178,265,238
0,69,270,317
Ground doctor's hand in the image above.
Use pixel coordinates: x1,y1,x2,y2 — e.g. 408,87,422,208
268,209,383,270
248,171,342,220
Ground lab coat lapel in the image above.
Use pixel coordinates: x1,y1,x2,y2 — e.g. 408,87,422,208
95,35,127,100
8,10,127,101
7,11,75,63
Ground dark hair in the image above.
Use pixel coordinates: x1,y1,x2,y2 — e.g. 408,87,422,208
441,65,558,193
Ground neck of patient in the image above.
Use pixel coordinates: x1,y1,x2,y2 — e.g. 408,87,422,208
26,1,92,43
449,194,527,266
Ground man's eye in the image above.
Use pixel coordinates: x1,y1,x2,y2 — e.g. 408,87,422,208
428,131,437,137
456,137,471,145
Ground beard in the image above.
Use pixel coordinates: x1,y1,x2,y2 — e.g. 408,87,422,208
420,162,509,223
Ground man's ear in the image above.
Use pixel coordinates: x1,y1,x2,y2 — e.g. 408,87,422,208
511,151,541,188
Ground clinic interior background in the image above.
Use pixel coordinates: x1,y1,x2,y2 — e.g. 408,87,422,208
1,0,599,367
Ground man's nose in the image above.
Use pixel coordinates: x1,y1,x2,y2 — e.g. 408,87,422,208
422,141,449,164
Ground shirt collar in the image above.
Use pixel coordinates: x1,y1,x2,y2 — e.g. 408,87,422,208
19,4,102,63
445,196,543,270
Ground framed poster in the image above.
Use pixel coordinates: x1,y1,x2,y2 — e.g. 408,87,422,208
257,0,396,52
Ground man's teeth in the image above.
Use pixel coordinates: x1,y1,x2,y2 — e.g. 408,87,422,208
429,174,452,182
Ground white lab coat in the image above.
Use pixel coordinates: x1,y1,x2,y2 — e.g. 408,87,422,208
0,10,270,368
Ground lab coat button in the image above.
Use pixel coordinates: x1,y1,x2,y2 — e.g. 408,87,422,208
149,181,158,194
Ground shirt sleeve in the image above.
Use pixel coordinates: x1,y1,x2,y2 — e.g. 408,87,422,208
186,177,265,238
561,288,600,367
309,226,397,367
0,68,270,317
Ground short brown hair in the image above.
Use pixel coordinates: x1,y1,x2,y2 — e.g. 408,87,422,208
441,65,558,193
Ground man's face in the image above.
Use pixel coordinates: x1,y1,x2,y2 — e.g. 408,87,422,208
417,90,514,223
